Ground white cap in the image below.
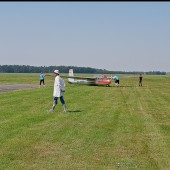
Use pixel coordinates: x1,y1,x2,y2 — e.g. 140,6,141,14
54,70,60,74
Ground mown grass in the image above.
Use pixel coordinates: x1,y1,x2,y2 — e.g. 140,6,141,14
0,74,170,170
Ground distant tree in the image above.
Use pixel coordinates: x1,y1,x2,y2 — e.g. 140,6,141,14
0,65,166,75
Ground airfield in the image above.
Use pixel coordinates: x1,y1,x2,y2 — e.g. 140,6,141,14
0,84,39,93
0,73,170,169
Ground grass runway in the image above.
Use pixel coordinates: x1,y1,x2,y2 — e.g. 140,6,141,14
0,73,170,169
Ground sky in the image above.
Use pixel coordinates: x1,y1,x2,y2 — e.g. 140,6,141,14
0,2,170,72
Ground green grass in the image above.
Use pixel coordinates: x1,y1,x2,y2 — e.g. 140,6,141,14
0,74,170,169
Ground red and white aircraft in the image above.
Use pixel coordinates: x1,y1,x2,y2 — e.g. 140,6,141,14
67,69,112,87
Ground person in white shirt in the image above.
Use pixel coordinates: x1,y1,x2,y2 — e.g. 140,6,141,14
49,70,66,112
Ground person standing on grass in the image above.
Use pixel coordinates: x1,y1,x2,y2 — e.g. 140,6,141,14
139,74,143,86
113,75,119,87
39,72,45,88
49,70,66,113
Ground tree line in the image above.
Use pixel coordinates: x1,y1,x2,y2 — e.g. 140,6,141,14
0,65,167,75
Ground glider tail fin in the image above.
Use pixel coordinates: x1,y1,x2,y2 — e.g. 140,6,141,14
68,69,75,83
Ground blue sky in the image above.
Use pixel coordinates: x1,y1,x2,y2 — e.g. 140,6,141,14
0,2,170,72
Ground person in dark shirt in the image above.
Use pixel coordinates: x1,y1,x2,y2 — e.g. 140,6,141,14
139,74,143,86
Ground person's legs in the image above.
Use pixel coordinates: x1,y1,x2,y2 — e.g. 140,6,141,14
49,97,58,112
39,80,42,88
117,80,119,87
42,79,45,87
53,97,58,110
115,80,119,87
60,96,66,112
49,96,66,112
114,80,117,87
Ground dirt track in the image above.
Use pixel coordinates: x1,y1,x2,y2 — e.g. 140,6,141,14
0,84,40,93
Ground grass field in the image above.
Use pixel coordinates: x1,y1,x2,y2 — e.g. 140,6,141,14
0,73,170,170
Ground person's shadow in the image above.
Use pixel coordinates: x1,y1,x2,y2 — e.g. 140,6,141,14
67,110,82,113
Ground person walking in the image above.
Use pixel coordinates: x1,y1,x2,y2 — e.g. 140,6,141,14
49,70,66,113
39,72,45,88
139,74,143,86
